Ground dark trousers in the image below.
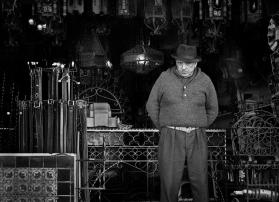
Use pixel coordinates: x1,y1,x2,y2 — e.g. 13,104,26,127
158,127,208,202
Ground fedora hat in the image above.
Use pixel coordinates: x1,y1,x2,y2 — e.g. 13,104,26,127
171,44,201,63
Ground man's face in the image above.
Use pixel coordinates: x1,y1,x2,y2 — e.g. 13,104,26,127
176,60,197,77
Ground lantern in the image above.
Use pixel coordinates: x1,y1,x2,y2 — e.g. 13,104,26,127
92,0,108,15
32,0,65,44
117,0,137,17
77,30,111,68
36,0,58,17
172,0,199,44
77,30,112,86
201,0,232,54
144,0,167,35
67,0,84,14
205,0,229,20
121,44,164,74
172,0,194,31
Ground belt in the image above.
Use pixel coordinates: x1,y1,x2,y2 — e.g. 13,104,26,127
167,126,198,133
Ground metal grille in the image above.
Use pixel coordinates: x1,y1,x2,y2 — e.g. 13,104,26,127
80,129,226,201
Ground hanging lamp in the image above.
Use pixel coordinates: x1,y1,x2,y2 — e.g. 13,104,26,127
77,30,111,68
117,0,137,17
202,0,232,54
92,0,108,15
144,0,167,35
120,43,164,74
67,0,84,14
172,0,197,44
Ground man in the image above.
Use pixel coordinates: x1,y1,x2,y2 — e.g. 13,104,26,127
146,44,218,202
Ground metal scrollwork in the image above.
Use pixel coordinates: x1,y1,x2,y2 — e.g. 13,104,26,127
83,128,227,202
232,110,279,157
79,87,123,116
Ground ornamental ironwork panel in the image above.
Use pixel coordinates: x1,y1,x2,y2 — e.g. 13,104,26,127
232,127,279,157
81,128,226,202
232,110,279,158
0,153,77,202
229,110,279,201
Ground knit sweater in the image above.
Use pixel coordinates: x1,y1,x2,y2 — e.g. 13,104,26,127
146,67,218,129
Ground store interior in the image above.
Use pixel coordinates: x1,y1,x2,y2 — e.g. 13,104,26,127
0,0,279,201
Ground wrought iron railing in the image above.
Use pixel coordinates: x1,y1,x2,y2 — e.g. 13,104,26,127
231,127,279,158
79,128,227,201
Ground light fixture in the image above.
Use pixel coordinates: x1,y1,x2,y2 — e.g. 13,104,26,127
67,0,84,14
120,44,164,74
106,60,113,68
28,18,35,25
78,30,112,68
144,0,167,35
117,0,137,17
37,24,43,30
171,0,195,43
136,54,149,65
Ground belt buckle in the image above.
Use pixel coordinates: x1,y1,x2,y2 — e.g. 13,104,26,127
185,128,192,133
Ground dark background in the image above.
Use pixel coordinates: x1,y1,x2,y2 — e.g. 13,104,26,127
1,0,279,128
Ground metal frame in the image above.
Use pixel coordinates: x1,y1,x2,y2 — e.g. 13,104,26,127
79,128,227,201
230,110,279,201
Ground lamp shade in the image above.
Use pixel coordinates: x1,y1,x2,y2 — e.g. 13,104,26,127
120,44,164,74
77,30,111,68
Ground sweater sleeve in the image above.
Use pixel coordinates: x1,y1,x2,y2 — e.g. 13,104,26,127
205,79,219,126
146,73,163,129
